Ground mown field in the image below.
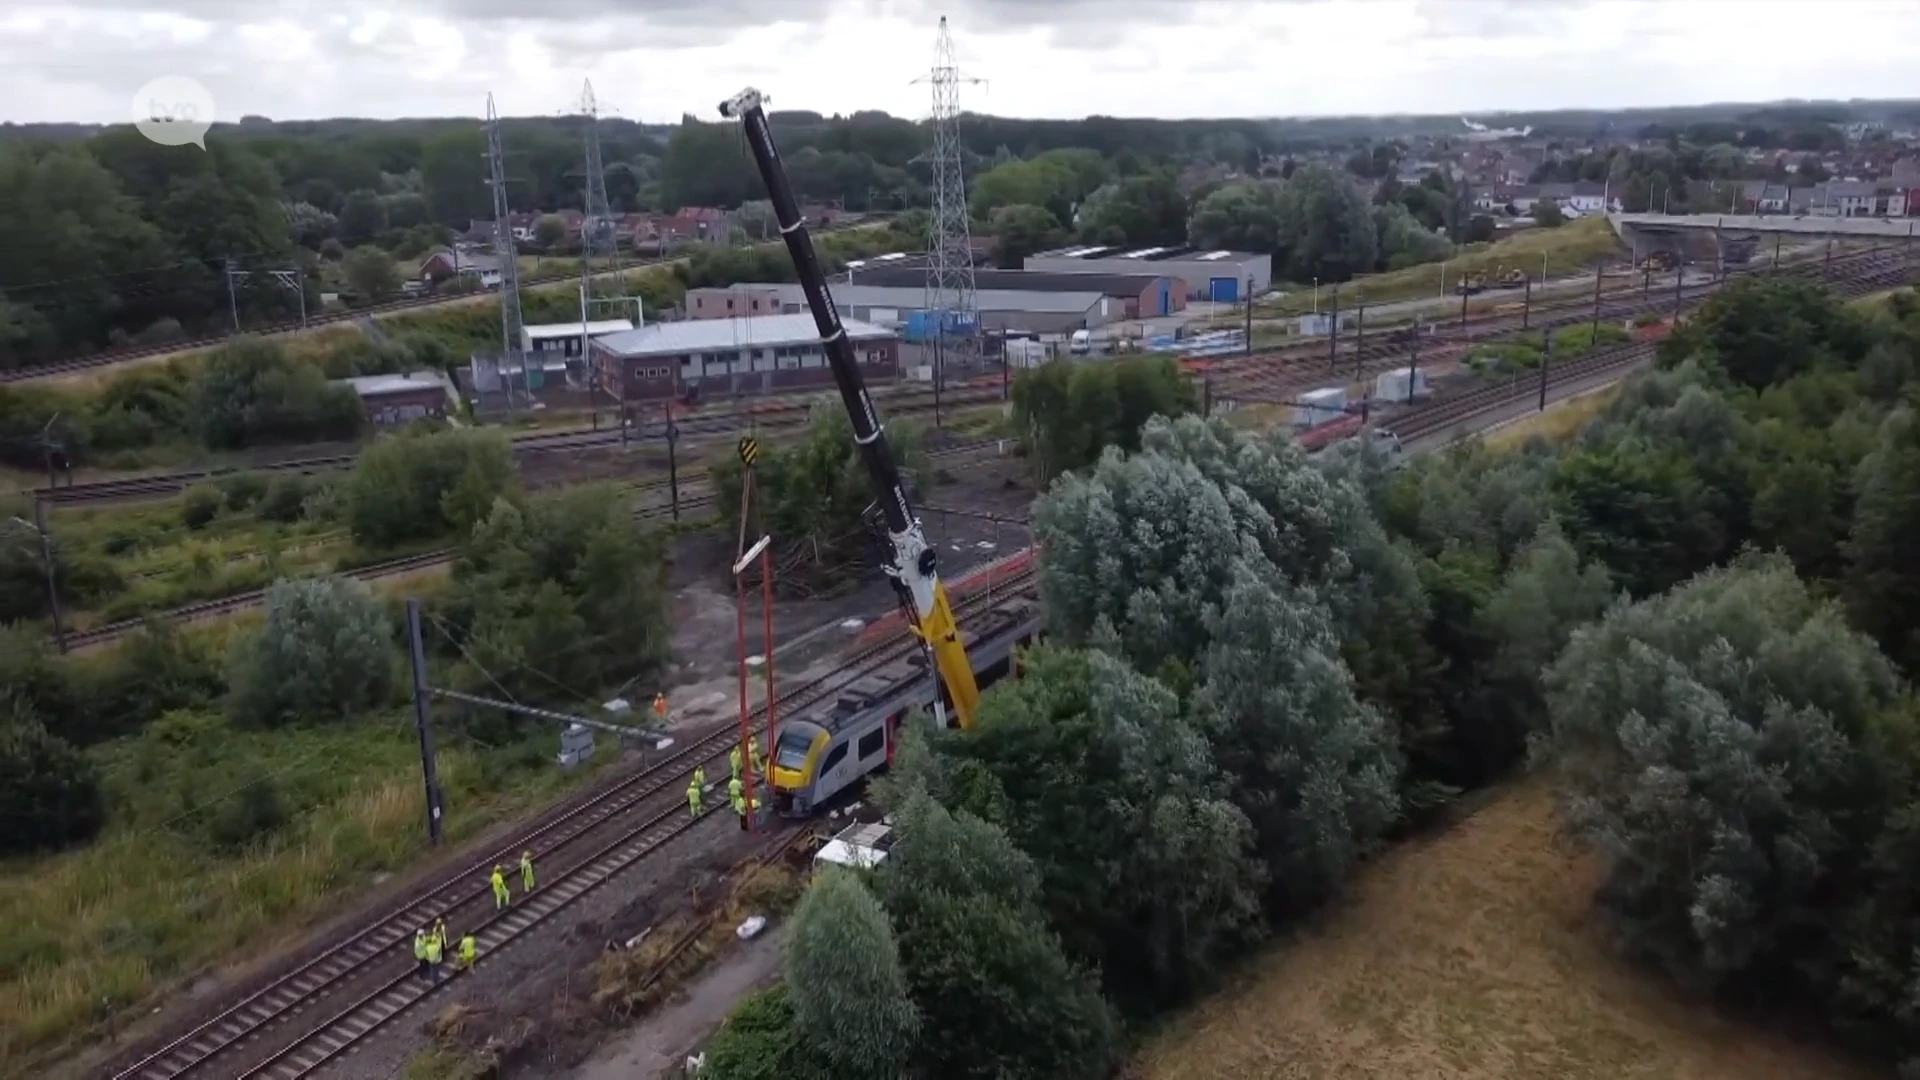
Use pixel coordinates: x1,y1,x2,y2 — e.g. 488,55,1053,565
1133,781,1878,1080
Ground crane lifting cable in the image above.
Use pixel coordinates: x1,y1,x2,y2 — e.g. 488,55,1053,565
718,86,982,730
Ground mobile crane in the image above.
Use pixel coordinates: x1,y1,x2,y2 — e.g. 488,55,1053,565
719,87,983,731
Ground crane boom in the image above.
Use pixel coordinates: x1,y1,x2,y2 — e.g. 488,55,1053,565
719,87,982,730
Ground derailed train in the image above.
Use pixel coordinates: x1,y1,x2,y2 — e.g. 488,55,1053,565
768,591,1044,816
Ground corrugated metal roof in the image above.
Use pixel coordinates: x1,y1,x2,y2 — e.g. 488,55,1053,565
594,313,892,358
826,283,1105,314
735,282,1107,316
341,371,455,397
523,320,634,341
848,267,1170,296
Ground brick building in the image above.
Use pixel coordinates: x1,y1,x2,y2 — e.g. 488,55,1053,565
590,313,897,406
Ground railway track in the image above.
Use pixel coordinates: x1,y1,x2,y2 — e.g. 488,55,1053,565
0,222,895,386
34,242,1903,508
59,437,1012,650
1200,245,1914,409
33,374,1003,506
105,566,1036,1080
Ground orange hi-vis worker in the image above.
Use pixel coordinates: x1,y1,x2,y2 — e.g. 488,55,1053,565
652,693,669,722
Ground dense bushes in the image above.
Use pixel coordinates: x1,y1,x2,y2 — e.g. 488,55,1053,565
194,339,365,450
1010,354,1194,485
433,484,672,720
344,427,516,547
0,703,107,857
225,576,396,727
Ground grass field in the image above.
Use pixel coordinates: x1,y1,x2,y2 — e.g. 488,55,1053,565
1260,218,1626,317
1133,781,1878,1080
0,699,597,1078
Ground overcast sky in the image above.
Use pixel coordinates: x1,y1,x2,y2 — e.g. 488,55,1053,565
3,0,1916,127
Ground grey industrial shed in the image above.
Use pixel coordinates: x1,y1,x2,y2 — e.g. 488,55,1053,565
736,282,1119,335
1023,245,1272,301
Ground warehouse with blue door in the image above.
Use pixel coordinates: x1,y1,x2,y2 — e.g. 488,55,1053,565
1021,245,1271,304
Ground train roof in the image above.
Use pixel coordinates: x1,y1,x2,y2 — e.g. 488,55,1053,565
795,594,1043,737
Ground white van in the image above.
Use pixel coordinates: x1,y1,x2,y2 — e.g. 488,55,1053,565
1069,329,1092,355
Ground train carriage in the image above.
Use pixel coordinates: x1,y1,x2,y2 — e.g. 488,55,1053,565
769,594,1044,816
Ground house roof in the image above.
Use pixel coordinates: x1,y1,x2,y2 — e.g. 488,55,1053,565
340,371,456,398
421,248,500,273
523,320,635,341
593,313,893,358
847,267,1175,297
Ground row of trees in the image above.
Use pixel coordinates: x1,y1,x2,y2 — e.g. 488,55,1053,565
703,278,1920,1075
1,425,671,855
1187,163,1456,283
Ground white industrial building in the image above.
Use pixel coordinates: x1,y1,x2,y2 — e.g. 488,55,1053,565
1023,245,1272,302
686,282,1124,335
521,319,635,361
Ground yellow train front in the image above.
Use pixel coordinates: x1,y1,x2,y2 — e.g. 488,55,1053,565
768,593,1043,817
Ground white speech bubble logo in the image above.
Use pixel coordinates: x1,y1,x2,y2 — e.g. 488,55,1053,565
132,76,215,149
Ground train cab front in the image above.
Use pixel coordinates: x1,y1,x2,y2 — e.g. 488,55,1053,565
769,722,829,817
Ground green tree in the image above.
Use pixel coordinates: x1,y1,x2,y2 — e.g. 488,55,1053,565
225,576,395,727
987,203,1064,269
1187,181,1286,255
442,485,671,710
1845,406,1920,672
338,188,387,245
1196,565,1402,912
344,427,516,547
192,339,364,450
420,127,490,225
1534,199,1566,227
343,245,401,304
1541,555,1904,985
0,703,107,856
699,988,835,1080
876,791,1120,1076
944,648,1264,1011
1276,162,1379,283
533,213,567,250
1011,355,1194,486
710,401,925,582
1074,168,1188,247
971,156,1082,223
782,870,918,1079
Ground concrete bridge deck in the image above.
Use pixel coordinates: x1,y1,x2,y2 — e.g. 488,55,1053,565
1611,212,1920,241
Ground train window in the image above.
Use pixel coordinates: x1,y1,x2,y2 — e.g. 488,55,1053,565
857,728,884,760
774,731,812,771
820,743,849,777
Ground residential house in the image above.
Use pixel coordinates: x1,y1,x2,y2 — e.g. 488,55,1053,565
1792,181,1896,216
418,248,502,290
1739,181,1792,213
632,206,732,250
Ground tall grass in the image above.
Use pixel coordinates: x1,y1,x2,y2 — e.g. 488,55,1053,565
0,712,598,1077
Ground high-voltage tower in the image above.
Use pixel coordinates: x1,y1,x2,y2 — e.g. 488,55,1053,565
577,80,638,413
485,92,529,409
914,16,983,387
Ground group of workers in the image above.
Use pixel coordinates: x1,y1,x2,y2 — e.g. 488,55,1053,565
407,850,539,985
412,919,476,983
685,735,769,829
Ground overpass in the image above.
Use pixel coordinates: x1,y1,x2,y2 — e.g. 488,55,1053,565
1608,212,1918,270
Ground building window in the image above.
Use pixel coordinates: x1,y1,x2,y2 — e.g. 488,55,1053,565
726,297,735,311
